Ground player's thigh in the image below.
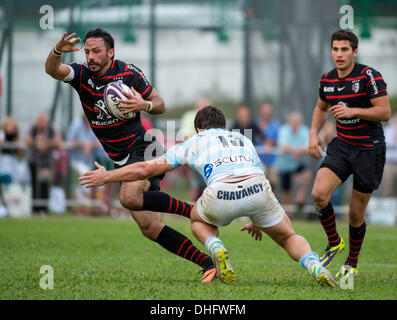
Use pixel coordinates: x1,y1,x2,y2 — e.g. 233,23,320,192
311,167,342,206
348,189,371,227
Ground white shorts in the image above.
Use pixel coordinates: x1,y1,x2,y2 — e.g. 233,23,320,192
196,175,285,228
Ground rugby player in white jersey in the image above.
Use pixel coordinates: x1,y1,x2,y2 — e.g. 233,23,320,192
79,106,337,287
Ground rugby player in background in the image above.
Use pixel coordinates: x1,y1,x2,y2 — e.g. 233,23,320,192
308,29,391,279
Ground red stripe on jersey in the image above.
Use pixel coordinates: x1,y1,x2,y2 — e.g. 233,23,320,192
106,151,120,156
125,140,136,151
91,71,134,80
366,76,383,87
89,120,128,129
321,75,365,82
141,85,151,97
337,135,374,147
371,88,387,96
337,132,370,139
336,123,368,130
361,66,370,74
125,64,129,71
81,83,104,96
111,60,115,69
325,92,366,99
98,133,135,143
82,103,99,113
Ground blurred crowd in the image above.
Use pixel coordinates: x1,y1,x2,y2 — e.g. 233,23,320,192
1,104,397,218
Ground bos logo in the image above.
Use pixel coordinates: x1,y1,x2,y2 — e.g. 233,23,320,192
324,87,334,92
204,164,213,179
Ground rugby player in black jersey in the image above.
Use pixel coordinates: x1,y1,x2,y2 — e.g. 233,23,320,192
308,29,391,279
45,29,216,282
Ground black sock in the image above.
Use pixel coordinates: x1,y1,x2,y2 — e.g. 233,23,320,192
345,222,366,268
155,225,214,270
143,191,193,218
318,202,341,246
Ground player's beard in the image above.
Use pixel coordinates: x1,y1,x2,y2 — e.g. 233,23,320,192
88,56,109,76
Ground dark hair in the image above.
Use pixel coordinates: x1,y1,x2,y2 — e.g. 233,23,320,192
84,28,114,50
331,29,359,51
194,106,226,131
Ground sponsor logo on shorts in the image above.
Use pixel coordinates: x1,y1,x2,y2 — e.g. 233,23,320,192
217,183,264,200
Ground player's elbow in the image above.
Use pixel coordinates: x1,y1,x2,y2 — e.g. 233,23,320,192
45,66,63,81
384,108,391,121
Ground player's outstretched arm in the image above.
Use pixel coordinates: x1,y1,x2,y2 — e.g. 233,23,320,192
308,98,329,160
45,32,81,81
79,157,173,188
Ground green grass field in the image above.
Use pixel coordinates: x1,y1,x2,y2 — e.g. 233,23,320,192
0,215,396,300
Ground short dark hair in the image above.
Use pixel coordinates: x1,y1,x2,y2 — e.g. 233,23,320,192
84,28,114,50
194,106,226,131
331,29,359,51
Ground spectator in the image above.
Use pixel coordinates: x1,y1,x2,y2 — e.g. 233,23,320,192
0,117,28,184
24,113,62,215
176,98,211,201
381,113,397,197
229,105,263,146
66,113,102,169
177,97,211,141
276,111,312,218
0,117,21,157
67,113,108,215
257,102,281,191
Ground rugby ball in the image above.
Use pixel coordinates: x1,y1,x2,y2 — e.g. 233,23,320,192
104,82,136,120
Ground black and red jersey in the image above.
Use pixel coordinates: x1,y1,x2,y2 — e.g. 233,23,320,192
319,63,388,150
65,59,153,161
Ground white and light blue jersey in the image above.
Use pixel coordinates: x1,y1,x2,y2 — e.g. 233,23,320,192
163,128,265,185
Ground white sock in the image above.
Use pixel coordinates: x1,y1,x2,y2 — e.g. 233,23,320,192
205,236,224,255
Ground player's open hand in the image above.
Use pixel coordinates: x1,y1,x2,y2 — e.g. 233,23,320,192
329,104,355,119
119,87,147,114
240,223,263,241
79,161,108,188
308,134,325,160
55,32,81,53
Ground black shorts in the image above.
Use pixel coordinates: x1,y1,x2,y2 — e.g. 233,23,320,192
114,135,164,191
320,138,386,194
280,164,306,191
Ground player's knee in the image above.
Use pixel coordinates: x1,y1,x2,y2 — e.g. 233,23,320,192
311,188,329,208
119,192,142,211
349,208,365,225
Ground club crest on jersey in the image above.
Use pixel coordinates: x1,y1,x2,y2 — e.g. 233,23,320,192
94,100,112,120
352,82,360,93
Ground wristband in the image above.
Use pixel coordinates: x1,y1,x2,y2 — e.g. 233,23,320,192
53,48,62,56
145,101,153,113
